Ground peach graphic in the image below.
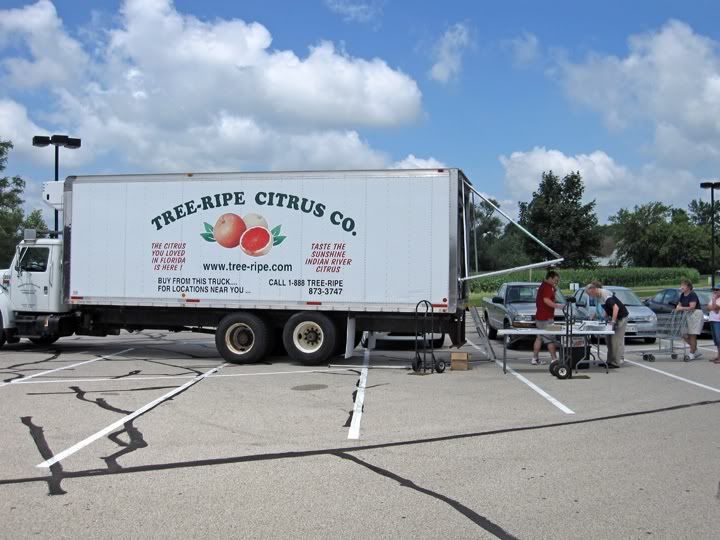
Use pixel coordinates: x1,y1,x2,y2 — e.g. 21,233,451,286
213,213,246,248
240,226,272,256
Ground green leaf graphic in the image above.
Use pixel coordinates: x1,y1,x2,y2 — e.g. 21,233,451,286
204,222,214,233
271,225,282,237
273,235,286,246
201,232,216,242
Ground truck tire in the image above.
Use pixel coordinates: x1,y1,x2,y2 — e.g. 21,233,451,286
28,336,59,346
215,312,270,364
283,312,337,365
0,313,5,348
484,312,498,339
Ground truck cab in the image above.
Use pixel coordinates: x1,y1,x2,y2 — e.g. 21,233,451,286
0,231,69,345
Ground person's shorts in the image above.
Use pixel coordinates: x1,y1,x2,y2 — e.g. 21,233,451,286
536,319,558,344
683,309,704,336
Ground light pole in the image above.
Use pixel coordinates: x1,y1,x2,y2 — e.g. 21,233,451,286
32,134,81,233
700,181,720,287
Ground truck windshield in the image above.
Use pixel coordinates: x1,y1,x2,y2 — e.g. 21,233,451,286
18,247,49,273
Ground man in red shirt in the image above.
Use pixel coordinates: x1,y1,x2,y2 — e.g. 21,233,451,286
532,270,563,365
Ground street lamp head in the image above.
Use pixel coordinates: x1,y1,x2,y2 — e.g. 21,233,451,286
701,181,720,189
32,135,51,147
50,134,69,147
65,137,81,149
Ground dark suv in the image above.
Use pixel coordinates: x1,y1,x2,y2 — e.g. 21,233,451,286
643,287,711,335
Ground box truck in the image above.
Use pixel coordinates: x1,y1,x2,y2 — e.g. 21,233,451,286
0,169,472,365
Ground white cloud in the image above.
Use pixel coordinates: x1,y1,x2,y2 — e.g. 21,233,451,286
324,0,382,23
0,99,86,169
560,20,720,167
0,0,423,173
499,146,698,220
429,23,472,83
508,32,539,66
0,0,90,88
390,154,446,169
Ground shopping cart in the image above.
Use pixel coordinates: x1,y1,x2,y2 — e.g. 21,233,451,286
635,310,688,362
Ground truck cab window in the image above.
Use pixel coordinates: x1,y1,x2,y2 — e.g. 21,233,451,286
18,247,49,273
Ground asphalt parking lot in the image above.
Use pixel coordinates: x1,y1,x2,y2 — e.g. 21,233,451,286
1,322,719,539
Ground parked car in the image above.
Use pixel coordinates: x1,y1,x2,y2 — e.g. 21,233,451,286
481,282,566,339
643,287,712,336
574,286,657,343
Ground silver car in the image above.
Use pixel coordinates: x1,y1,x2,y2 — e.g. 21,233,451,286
574,286,658,343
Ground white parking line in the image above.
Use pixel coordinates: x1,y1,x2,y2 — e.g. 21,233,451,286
0,348,134,389
466,338,575,415
36,363,228,468
624,359,720,394
348,349,370,439
7,367,353,386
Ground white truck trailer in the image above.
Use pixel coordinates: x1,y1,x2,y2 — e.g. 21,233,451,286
0,169,471,365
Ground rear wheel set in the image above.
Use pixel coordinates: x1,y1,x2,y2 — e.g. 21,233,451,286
216,311,339,365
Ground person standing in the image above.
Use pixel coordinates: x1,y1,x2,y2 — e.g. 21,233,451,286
586,281,628,368
532,270,563,365
706,286,720,364
676,279,703,360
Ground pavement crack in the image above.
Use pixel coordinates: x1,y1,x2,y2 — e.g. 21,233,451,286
2,352,65,382
2,398,719,497
20,417,66,496
335,452,519,539
69,385,149,472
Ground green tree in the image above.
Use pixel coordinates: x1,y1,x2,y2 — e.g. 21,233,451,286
611,203,711,272
0,140,47,268
518,171,601,268
487,224,531,269
610,202,672,267
468,197,504,272
658,209,709,272
0,140,26,267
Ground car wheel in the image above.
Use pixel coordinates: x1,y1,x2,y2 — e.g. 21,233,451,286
485,312,498,339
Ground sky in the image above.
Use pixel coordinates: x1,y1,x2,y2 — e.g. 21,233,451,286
2,0,720,223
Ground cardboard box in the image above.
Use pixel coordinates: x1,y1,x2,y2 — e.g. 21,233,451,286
451,352,470,370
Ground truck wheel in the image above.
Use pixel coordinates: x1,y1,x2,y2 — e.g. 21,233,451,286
0,313,5,348
283,312,337,365
215,312,269,364
28,336,59,346
485,312,498,339
431,333,446,349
